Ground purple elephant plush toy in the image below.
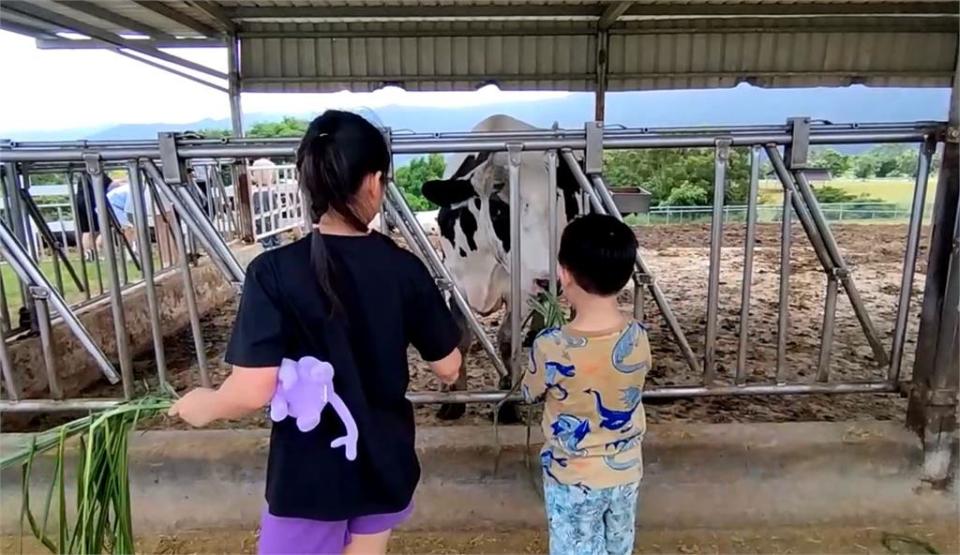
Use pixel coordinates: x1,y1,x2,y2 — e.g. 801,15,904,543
269,356,359,461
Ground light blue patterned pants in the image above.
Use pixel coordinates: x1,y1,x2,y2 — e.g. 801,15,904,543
543,479,640,555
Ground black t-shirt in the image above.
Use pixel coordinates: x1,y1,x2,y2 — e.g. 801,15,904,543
225,232,459,520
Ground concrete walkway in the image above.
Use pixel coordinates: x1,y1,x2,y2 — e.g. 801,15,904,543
1,421,957,534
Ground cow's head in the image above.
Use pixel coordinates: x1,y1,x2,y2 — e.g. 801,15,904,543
422,146,580,316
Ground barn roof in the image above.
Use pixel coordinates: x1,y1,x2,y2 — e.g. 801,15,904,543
1,0,956,93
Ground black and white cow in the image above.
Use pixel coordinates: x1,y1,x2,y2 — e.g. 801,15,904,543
420,115,582,420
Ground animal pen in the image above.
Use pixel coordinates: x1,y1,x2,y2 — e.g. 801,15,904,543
0,0,956,493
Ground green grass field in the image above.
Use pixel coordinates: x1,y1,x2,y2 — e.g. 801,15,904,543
1,252,163,320
758,177,938,206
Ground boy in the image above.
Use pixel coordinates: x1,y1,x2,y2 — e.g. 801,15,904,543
523,214,651,555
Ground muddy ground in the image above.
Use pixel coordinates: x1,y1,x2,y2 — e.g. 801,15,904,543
5,222,931,431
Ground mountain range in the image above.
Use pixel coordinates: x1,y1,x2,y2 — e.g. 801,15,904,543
3,86,950,144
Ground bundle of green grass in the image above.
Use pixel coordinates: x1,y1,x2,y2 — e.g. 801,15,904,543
2,396,173,554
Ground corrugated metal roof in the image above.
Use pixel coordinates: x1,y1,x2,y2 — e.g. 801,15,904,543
238,15,957,92
0,0,956,92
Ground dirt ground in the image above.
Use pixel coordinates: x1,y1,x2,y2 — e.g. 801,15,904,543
4,521,958,554
4,222,930,432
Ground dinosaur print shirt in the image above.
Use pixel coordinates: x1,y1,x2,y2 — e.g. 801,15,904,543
522,320,651,490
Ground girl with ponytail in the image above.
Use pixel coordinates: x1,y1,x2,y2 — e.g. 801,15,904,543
170,110,462,554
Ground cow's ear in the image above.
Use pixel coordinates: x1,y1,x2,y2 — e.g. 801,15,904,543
422,179,475,206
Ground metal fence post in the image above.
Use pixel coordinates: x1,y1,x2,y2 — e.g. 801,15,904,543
736,146,761,384
507,143,523,383
889,137,936,382
86,153,133,399
703,139,730,384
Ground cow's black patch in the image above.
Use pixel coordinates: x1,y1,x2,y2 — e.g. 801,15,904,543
422,179,476,207
459,248,467,257
489,194,510,252
450,152,491,180
473,198,481,210
437,206,459,248
459,208,479,251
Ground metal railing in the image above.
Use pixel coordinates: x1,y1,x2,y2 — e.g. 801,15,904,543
247,163,305,242
0,118,952,416
631,201,930,225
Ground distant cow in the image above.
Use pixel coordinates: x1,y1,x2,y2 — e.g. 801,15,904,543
420,115,581,420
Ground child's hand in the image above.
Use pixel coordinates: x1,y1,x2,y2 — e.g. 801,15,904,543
435,365,459,386
168,388,219,427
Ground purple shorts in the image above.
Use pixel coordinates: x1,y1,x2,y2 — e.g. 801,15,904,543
258,503,414,555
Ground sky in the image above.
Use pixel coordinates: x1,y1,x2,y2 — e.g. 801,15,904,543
0,31,568,133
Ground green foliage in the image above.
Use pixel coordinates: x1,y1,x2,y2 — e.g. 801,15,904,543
810,185,862,204
247,116,310,138
30,173,68,186
810,148,851,177
603,147,751,207
197,128,232,139
852,156,877,179
528,290,569,328
662,182,708,206
394,154,446,211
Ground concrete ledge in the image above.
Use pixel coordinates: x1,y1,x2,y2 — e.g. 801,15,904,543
1,422,957,533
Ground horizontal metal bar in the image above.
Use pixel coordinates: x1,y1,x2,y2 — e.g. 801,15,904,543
0,122,944,162
0,381,899,412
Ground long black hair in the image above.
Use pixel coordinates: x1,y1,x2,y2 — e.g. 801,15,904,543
296,110,390,315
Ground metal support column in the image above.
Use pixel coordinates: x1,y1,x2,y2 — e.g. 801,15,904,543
594,31,609,122
776,189,793,383
545,150,559,296
703,139,730,384
128,161,168,386
86,153,133,399
736,146,761,384
907,61,959,486
31,286,62,399
227,33,244,137
507,143,523,380
889,137,936,382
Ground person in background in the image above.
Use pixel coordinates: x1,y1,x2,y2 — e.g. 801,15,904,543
123,177,177,266
102,178,137,253
168,110,462,555
74,173,112,261
523,214,651,555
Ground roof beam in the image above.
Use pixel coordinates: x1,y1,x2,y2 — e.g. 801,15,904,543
0,18,59,39
622,1,958,17
113,49,228,93
227,1,957,20
2,2,227,80
187,1,236,33
131,1,220,36
599,2,633,30
51,0,175,39
228,5,601,19
36,38,221,50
